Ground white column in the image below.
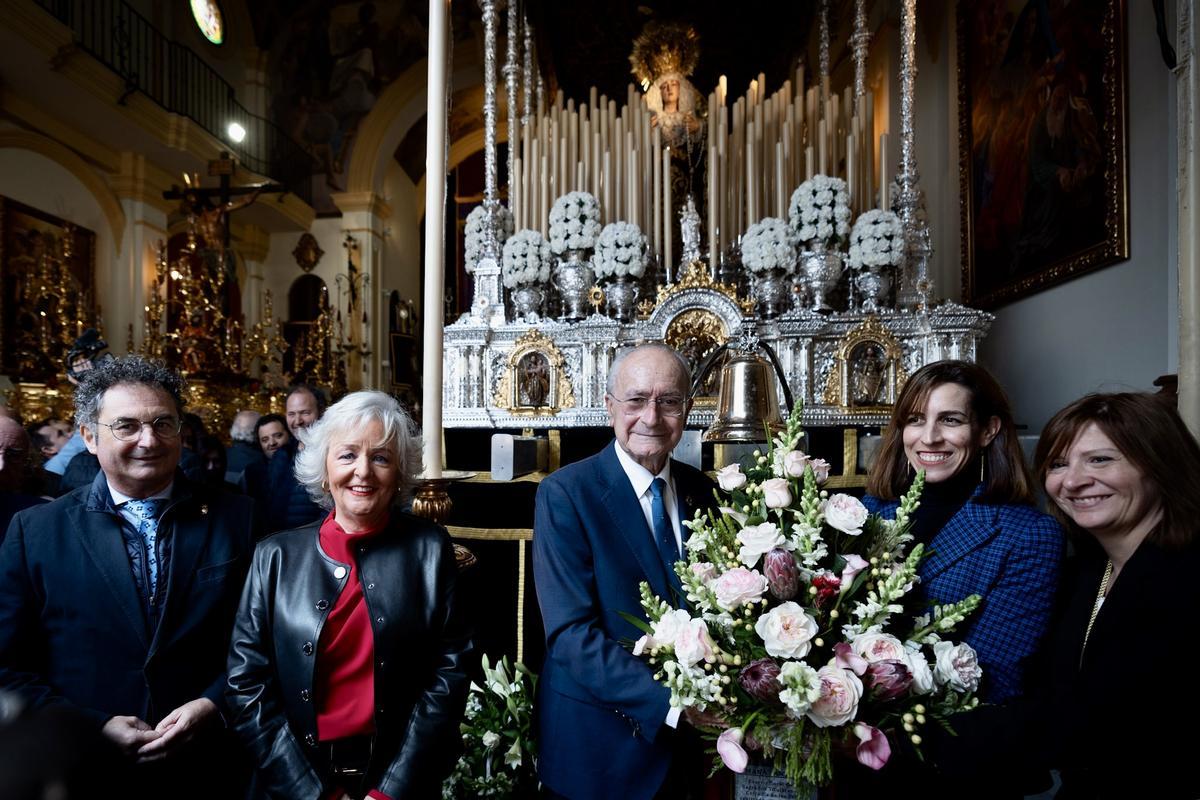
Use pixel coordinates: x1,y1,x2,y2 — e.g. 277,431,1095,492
422,0,450,478
1179,0,1200,435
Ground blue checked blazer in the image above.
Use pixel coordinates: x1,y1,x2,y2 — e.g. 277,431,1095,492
863,486,1064,702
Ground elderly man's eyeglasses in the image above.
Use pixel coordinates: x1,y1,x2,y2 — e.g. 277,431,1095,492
608,394,687,417
96,417,182,441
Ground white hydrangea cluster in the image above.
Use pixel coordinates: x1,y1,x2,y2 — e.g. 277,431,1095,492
592,221,648,279
788,174,851,248
846,209,904,271
547,191,602,254
740,217,798,273
464,204,514,273
501,229,551,289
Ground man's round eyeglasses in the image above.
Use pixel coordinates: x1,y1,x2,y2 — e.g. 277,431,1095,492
97,417,182,441
607,393,687,417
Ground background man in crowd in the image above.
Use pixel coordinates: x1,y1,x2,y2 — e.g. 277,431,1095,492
264,384,326,531
533,343,714,800
224,410,261,486
0,356,255,796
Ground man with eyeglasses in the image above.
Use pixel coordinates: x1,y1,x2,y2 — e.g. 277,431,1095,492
533,343,715,800
0,356,255,796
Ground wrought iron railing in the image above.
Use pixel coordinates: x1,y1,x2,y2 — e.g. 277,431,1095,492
35,0,314,206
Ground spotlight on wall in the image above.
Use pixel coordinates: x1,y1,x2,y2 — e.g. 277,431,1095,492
227,122,246,143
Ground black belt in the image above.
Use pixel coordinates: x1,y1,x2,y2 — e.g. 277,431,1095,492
323,734,374,782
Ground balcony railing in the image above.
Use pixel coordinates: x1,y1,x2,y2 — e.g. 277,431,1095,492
35,0,315,206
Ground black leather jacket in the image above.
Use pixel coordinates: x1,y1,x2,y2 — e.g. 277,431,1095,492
226,512,473,799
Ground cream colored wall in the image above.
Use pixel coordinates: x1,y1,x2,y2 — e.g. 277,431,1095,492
382,160,422,307
260,218,348,323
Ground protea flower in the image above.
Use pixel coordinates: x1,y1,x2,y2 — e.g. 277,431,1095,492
865,659,913,701
738,658,783,703
762,548,799,600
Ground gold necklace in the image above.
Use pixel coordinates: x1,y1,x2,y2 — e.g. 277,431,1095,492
1080,559,1113,665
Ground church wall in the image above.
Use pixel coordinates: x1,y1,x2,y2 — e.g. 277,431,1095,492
0,146,119,349
261,219,347,320
973,5,1177,431
382,160,422,309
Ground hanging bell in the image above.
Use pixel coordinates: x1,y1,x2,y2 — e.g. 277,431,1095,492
703,348,787,443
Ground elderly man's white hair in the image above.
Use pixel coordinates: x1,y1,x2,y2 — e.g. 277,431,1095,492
293,390,423,508
605,343,692,397
230,410,261,443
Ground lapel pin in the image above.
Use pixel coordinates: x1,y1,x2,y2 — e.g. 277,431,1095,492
200,504,209,516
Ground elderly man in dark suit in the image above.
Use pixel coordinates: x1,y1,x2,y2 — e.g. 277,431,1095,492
0,356,255,796
533,343,715,800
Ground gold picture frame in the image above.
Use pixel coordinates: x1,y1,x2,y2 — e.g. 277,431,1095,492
493,329,575,415
957,0,1128,309
822,316,906,414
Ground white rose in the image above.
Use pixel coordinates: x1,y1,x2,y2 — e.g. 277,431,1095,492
851,630,907,664
806,665,863,728
754,601,819,659
673,618,716,667
736,522,785,568
780,450,811,478
762,478,792,509
933,641,982,693
716,464,747,491
712,566,769,609
482,731,501,749
823,493,869,535
690,562,719,584
651,608,692,647
906,646,935,695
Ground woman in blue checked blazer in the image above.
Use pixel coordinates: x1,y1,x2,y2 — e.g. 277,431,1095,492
862,361,1064,705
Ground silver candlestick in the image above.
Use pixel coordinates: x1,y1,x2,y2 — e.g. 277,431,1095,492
894,0,933,311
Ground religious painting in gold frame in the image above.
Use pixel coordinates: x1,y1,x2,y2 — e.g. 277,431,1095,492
822,316,906,414
0,196,97,382
493,329,575,415
957,0,1128,309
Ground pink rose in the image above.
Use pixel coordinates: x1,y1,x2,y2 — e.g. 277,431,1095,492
851,631,907,664
716,464,747,491
933,641,982,692
712,567,769,610
716,728,749,773
809,458,832,483
762,478,792,509
853,723,892,770
823,494,868,535
833,642,869,676
840,554,869,590
806,665,863,728
673,618,717,667
689,562,719,584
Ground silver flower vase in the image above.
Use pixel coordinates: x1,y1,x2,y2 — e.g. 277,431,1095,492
799,247,844,313
605,276,638,323
854,267,891,313
553,250,594,321
752,268,791,319
511,284,545,322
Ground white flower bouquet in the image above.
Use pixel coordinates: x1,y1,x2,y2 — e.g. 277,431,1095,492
465,204,515,273
740,217,799,274
788,175,852,249
628,412,983,792
442,655,538,799
593,221,648,280
547,191,602,255
501,229,551,289
846,210,904,271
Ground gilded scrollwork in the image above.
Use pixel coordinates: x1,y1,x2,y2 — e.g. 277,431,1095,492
822,315,907,414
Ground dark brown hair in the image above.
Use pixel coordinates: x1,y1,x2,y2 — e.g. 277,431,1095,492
1034,392,1200,550
866,360,1034,504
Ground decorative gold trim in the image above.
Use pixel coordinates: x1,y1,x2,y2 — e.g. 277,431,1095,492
651,259,740,311
821,315,907,413
664,308,728,404
492,328,575,415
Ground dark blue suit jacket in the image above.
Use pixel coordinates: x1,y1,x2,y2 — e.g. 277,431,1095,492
864,487,1064,702
533,441,715,800
0,471,254,729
